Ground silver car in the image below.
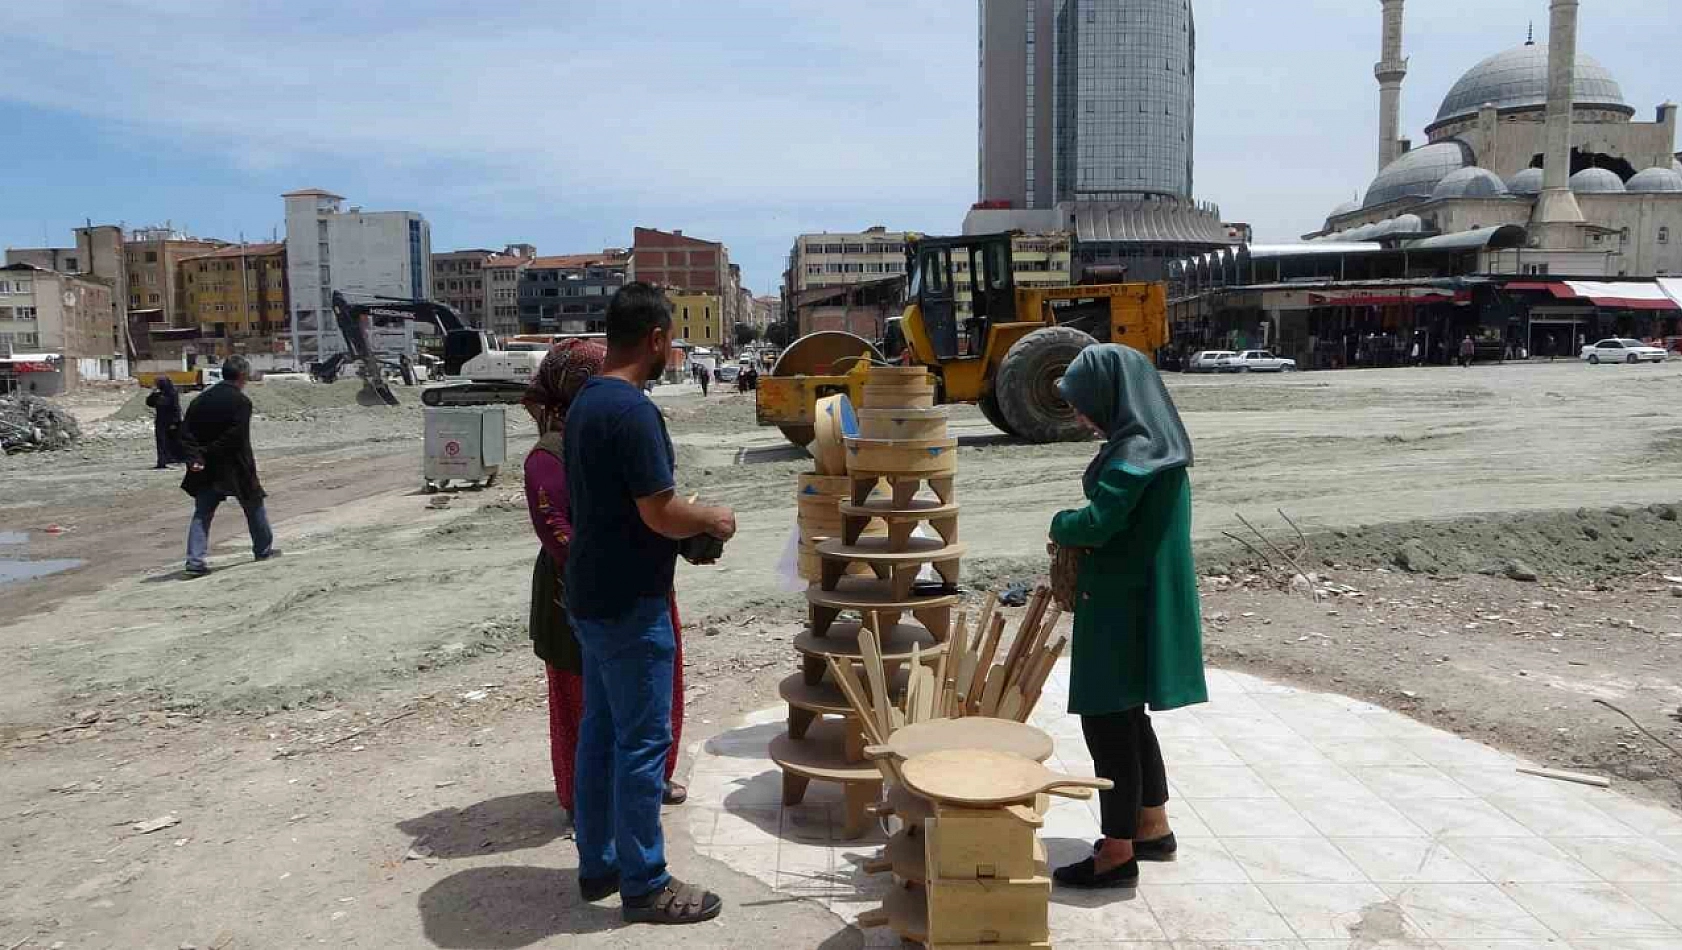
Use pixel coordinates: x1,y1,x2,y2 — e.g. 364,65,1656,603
1220,350,1298,373
1186,350,1236,373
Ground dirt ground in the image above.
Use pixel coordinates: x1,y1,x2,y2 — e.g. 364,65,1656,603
2,361,1682,948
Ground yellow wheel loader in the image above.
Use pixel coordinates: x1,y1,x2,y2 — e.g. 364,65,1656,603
757,232,1168,445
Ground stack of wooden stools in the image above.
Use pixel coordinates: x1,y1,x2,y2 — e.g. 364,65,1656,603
770,374,958,840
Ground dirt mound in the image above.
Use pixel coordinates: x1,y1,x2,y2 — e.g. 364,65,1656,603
110,379,382,422
1203,503,1682,583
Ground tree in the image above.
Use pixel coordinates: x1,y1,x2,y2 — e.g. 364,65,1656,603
764,321,793,348
734,323,760,348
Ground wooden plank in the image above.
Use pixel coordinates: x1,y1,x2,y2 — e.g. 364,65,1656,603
858,617,894,740
997,588,1049,693
978,665,1008,717
827,656,884,746
913,665,937,723
973,591,999,654
906,644,924,722
966,615,1006,712
1516,766,1612,788
996,688,1025,722
1019,636,1067,722
1005,605,1059,696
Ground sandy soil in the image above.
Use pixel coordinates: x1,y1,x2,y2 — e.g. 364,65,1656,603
2,361,1682,948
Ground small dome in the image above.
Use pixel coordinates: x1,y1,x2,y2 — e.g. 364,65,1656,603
1628,167,1682,193
1433,167,1510,200
1330,197,1362,218
1674,159,1682,174
1570,167,1627,194
1507,167,1546,195
1433,44,1630,128
1364,141,1474,209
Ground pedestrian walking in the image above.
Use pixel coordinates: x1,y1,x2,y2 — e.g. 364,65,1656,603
179,355,277,576
146,377,185,469
521,339,688,821
1546,333,1556,362
564,283,735,925
1046,345,1207,891
695,364,710,397
1458,335,1476,368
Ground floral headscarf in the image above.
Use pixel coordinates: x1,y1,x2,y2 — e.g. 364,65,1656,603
522,339,607,433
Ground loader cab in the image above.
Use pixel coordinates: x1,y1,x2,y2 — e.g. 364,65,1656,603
907,233,1017,360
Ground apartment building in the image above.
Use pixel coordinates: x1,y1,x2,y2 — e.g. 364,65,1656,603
282,189,431,363
517,251,630,335
179,243,288,350
483,245,536,338
0,263,118,391
783,227,910,306
122,228,231,328
667,292,724,348
953,231,1072,317
431,249,495,327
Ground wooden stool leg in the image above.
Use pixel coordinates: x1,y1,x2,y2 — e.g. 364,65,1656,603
821,557,847,591
839,780,883,840
930,516,958,546
843,515,867,546
788,705,818,741
811,604,841,637
933,558,961,586
929,477,955,504
802,654,827,687
892,478,919,509
871,563,892,581
782,770,811,806
887,521,916,551
844,716,867,763
878,609,904,631
851,478,876,506
890,565,917,601
912,606,951,642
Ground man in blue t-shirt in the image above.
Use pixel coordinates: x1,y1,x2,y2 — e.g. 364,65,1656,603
563,282,736,926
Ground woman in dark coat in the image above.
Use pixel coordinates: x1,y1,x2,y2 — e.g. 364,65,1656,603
1047,345,1208,890
146,378,184,468
522,340,688,814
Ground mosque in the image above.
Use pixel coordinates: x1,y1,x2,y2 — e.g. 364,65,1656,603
1168,0,1682,366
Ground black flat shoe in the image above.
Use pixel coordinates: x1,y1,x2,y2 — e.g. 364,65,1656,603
1092,833,1178,861
1054,856,1140,889
580,870,620,902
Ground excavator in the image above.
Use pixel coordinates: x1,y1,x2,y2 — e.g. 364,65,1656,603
314,292,542,407
757,232,1168,445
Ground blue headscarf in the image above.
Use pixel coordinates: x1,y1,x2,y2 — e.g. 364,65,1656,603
1056,344,1193,494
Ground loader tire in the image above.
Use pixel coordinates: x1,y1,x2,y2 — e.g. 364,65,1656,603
995,326,1099,444
977,389,1016,437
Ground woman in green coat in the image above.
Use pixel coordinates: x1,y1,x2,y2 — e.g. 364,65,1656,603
1047,344,1208,890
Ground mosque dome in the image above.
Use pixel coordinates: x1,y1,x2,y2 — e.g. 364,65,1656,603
1432,44,1631,129
1364,141,1474,209
1672,159,1682,175
1507,167,1546,195
1432,167,1510,200
1628,167,1682,194
1330,197,1363,218
1570,167,1627,193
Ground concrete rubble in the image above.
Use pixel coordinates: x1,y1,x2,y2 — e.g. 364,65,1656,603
0,393,82,453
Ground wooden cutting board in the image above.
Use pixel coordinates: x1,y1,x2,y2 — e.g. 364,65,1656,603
900,749,1111,805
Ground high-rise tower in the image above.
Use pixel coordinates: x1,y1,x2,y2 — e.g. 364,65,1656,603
1375,0,1409,171
979,1,1057,210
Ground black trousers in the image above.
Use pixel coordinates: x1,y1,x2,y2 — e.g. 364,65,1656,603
1081,707,1170,840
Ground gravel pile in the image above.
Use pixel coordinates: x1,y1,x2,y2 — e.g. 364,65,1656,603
0,393,83,452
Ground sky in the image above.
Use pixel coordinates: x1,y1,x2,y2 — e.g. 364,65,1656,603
1,1,1678,297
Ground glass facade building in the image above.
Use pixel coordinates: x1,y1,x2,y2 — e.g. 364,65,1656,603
1053,0,1196,202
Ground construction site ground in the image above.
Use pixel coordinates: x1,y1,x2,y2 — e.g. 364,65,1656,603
1,362,1680,948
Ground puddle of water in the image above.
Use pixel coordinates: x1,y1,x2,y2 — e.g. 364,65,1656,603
0,530,84,583
0,558,84,584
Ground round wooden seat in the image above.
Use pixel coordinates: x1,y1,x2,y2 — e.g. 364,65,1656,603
875,717,1055,764
815,535,966,565
806,576,959,612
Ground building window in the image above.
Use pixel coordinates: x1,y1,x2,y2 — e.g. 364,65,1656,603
65,257,78,272
1661,227,1671,244
15,307,36,320
145,251,158,263
149,294,160,303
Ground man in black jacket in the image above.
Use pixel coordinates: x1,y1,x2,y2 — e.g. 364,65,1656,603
180,356,277,576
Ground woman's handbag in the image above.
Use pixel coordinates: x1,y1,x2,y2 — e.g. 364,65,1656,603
1048,542,1085,612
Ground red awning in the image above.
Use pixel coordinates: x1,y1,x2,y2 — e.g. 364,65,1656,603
1504,281,1558,292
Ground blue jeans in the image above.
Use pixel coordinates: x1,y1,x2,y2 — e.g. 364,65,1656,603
572,595,676,899
186,491,274,571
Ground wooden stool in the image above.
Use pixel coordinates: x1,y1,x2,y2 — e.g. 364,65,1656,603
793,622,943,687
806,576,957,640
816,536,966,599
841,498,960,549
768,719,882,840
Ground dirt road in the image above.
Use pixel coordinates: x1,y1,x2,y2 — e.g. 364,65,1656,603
3,361,1682,948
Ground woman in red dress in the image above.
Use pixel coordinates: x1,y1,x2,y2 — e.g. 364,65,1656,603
522,340,687,812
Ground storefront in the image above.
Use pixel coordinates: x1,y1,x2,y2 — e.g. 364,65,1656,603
0,354,65,396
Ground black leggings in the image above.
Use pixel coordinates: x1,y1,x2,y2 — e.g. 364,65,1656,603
1081,707,1169,840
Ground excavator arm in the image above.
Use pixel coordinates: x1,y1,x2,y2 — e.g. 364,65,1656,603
329,293,479,405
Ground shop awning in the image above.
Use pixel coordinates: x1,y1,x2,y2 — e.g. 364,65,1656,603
1659,278,1682,309
1504,281,1559,292
1561,281,1680,311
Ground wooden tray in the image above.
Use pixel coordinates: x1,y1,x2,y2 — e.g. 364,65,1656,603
869,717,1054,764
900,749,1109,806
846,437,958,475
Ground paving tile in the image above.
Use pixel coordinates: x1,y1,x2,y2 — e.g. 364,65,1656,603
1293,797,1427,838
1586,798,1682,837
1144,884,1298,941
1353,766,1478,801
1378,883,1555,941
1136,836,1252,884
1564,939,1682,950
1390,798,1536,838
1394,735,1525,769
1198,711,1304,740
1620,883,1682,929
1255,763,1384,801
1354,713,1454,741
1443,768,1601,802
1331,838,1486,884
1302,940,1442,949
1257,882,1426,940
1154,711,1217,738
1224,837,1370,884
1165,800,1216,838
1500,882,1680,941
1227,734,1336,768
1274,711,1388,740
1448,836,1601,883
1188,798,1318,838
1050,888,1167,942
1549,836,1682,883
1317,737,1430,768
1041,801,1102,841
1160,735,1246,767
1172,941,1308,949
712,807,781,846
1174,766,1283,799
1429,941,1568,949
1488,797,1638,838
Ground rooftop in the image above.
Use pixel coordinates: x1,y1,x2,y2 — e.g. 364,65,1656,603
179,242,284,262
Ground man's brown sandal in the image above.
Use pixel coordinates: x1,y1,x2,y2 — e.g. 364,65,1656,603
622,878,722,925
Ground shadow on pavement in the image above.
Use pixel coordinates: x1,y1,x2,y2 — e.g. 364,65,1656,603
418,865,620,948
397,791,572,860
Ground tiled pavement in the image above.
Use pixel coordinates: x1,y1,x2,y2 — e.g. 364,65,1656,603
684,664,1682,949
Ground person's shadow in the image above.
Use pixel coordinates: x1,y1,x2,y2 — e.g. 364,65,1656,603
402,793,620,948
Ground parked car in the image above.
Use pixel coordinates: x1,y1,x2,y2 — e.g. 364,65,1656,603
714,365,741,383
1219,350,1298,373
1580,338,1667,365
1185,350,1236,373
